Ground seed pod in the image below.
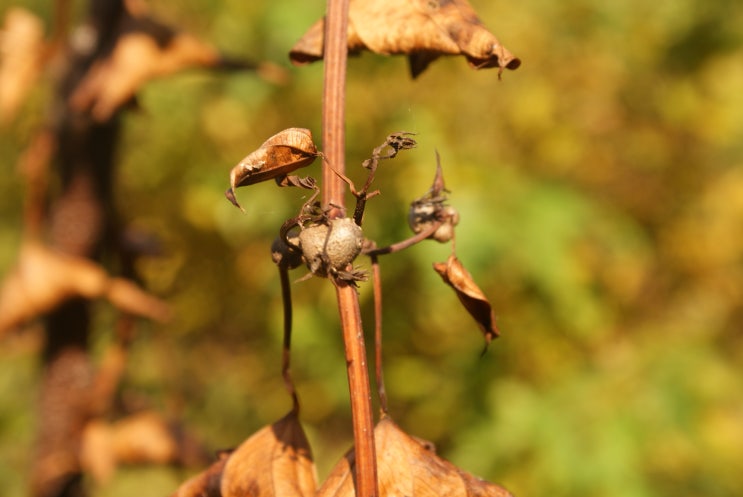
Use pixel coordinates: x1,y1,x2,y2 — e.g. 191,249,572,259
408,202,459,243
431,205,460,243
298,218,363,277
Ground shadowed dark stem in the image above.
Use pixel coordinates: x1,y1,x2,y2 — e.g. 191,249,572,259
279,265,300,414
323,0,378,495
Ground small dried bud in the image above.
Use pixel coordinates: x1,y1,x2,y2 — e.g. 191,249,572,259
431,205,459,243
408,201,437,234
271,235,302,269
298,218,363,277
408,202,459,243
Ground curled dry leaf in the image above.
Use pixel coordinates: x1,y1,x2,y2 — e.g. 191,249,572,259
433,253,500,347
225,128,318,210
111,411,182,465
290,0,520,78
82,411,210,484
69,4,223,121
0,242,170,337
219,410,316,497
317,417,513,497
0,7,45,124
80,419,116,483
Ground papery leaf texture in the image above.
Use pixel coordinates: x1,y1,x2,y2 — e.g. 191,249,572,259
433,253,500,346
226,128,318,210
317,416,513,497
290,0,520,78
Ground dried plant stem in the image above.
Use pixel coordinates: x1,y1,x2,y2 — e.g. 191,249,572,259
363,220,443,256
335,281,378,497
322,0,349,218
279,266,300,413
371,256,388,414
323,0,378,496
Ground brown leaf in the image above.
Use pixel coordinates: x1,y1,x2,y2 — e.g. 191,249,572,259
0,242,170,337
80,420,116,483
0,7,45,124
317,417,513,497
225,128,318,210
433,253,500,346
289,0,520,78
220,410,316,497
170,451,230,497
111,411,181,465
69,5,222,121
82,411,210,484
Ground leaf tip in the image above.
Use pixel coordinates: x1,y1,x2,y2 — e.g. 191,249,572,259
224,188,244,212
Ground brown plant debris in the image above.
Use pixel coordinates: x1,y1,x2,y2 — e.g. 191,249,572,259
289,0,520,78
170,450,231,497
408,153,460,243
0,241,170,337
169,411,317,497
317,416,513,497
225,128,319,211
433,253,500,347
69,1,263,122
0,7,45,124
170,411,316,497
81,411,209,484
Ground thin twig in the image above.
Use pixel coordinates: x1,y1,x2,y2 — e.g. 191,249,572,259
371,255,388,414
363,220,443,257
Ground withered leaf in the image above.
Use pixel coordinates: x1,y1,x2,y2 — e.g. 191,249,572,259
69,4,223,121
0,242,170,337
225,128,318,210
170,451,229,497
0,7,45,124
433,253,500,347
219,410,316,497
317,416,513,497
81,411,209,484
110,411,181,465
170,451,230,497
290,0,520,78
80,419,116,483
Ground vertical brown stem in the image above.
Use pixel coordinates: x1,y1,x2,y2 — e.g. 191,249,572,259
372,256,388,414
323,0,378,496
322,0,349,218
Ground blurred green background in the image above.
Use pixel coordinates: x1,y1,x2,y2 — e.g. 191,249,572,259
2,1,742,496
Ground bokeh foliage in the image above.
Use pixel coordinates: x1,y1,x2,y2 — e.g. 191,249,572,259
1,1,742,496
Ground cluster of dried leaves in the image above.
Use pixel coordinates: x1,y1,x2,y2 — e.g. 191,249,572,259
225,126,500,352
0,1,276,491
172,411,513,497
2,0,517,493
208,127,507,496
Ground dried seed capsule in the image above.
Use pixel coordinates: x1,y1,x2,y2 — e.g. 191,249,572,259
431,205,460,243
298,218,363,277
408,202,459,243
